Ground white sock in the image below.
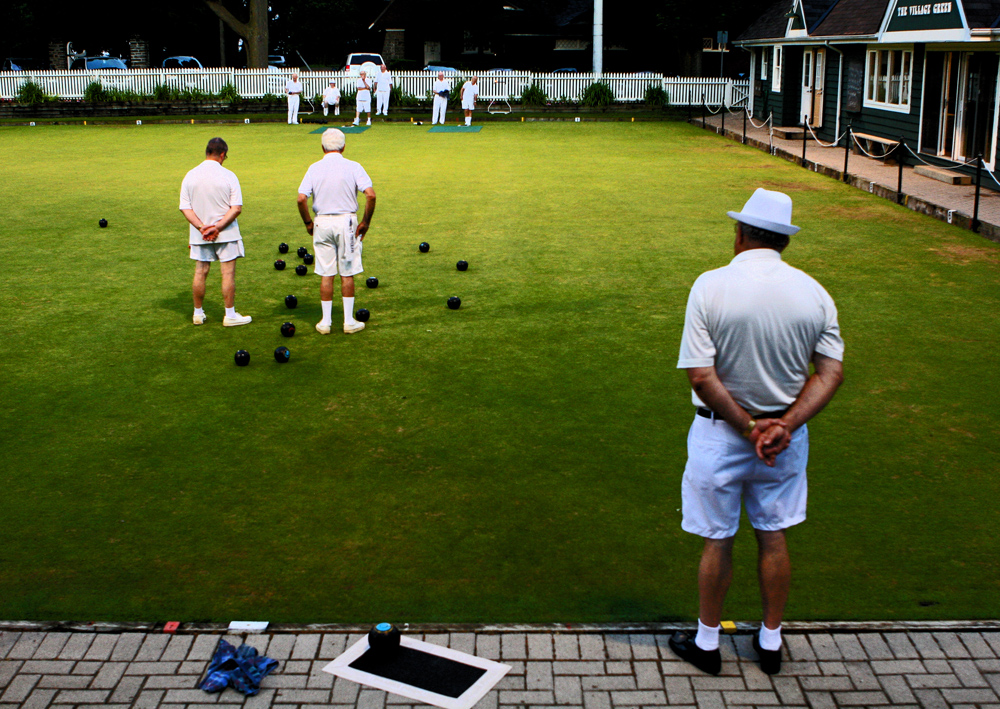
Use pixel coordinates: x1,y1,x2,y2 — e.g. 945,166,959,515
695,619,720,652
225,307,236,318
466,117,471,125
194,307,205,316
759,624,782,651
343,296,355,324
320,300,333,325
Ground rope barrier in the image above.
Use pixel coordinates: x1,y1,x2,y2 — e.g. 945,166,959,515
806,122,847,148
746,109,771,129
704,103,723,115
849,132,893,160
982,161,1000,190
902,144,979,170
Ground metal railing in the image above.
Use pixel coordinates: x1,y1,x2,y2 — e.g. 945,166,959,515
0,68,750,106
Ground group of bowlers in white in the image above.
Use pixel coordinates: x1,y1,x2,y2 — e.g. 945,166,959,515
179,130,376,334
284,67,481,126
182,134,845,676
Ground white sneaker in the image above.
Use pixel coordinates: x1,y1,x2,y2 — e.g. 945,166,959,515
316,322,331,335
353,120,359,126
223,313,252,327
366,120,371,126
344,321,365,334
193,313,207,325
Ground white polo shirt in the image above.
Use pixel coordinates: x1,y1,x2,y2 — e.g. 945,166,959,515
179,160,243,245
286,79,302,95
356,78,371,100
677,248,844,413
323,86,340,103
461,81,479,101
297,152,373,216
375,70,392,92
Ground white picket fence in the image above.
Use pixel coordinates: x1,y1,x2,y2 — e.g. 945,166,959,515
0,68,750,107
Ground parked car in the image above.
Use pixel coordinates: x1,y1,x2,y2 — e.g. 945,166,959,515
162,56,203,70
552,67,578,73
424,65,458,73
3,57,47,71
345,53,385,75
70,55,128,70
268,54,286,67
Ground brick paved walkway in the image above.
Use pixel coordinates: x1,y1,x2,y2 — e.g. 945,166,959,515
3,626,1000,709
696,112,1000,243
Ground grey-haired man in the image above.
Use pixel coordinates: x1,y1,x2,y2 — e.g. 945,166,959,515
296,129,376,334
669,188,844,676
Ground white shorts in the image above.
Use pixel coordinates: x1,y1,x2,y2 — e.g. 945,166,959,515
681,414,809,539
313,214,363,277
462,99,476,110
190,239,245,262
357,97,371,112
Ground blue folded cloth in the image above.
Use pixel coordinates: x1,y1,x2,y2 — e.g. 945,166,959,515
200,639,279,696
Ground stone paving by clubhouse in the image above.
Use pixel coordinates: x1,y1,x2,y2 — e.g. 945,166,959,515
2,626,1000,708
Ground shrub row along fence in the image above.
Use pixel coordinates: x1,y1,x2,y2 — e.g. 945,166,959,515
0,68,749,106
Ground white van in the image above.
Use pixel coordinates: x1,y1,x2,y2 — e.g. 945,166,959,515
345,52,385,76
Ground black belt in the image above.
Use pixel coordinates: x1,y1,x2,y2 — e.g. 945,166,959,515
697,407,789,420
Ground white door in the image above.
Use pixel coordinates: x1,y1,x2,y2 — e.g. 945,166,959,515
801,50,814,125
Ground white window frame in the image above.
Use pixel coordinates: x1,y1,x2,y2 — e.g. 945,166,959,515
772,46,783,92
761,48,769,81
864,46,914,113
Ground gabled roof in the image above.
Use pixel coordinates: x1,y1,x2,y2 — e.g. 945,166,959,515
962,0,1000,28
808,0,889,37
802,0,838,31
737,0,793,41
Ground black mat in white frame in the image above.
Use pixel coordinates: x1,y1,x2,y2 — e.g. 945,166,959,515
322,636,511,709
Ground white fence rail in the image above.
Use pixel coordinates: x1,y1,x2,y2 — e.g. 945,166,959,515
0,68,750,107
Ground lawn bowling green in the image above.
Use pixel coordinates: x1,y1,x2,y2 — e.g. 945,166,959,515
0,121,998,623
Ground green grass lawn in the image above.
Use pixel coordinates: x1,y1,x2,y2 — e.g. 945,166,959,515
0,121,998,624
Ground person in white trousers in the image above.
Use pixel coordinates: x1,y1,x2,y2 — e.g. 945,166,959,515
432,72,451,125
375,64,392,116
285,73,303,124
460,76,479,126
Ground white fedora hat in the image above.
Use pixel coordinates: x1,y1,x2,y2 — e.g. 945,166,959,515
727,188,800,236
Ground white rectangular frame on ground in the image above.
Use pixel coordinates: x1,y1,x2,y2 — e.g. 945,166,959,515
322,636,511,709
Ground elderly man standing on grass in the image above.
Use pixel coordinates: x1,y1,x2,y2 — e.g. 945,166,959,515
286,73,303,125
374,64,393,116
669,188,844,677
296,128,376,334
432,71,450,125
180,137,251,327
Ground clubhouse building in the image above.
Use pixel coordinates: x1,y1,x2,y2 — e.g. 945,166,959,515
736,0,1000,175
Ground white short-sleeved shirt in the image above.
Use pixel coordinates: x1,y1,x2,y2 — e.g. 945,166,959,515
461,81,479,100
286,79,303,95
677,248,844,413
179,160,243,245
297,152,373,216
356,78,371,100
375,70,392,92
323,87,340,103
433,79,451,96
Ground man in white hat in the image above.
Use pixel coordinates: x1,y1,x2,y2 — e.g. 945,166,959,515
296,128,376,334
322,80,341,117
668,188,844,677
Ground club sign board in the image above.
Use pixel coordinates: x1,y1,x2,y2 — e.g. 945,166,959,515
882,0,969,41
